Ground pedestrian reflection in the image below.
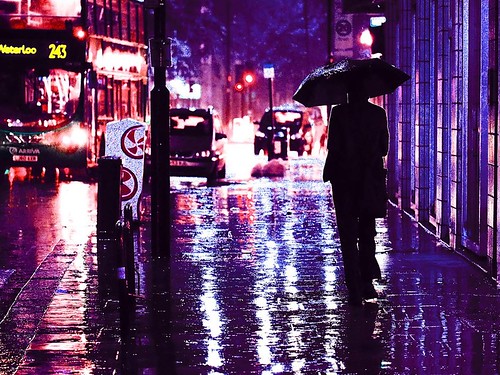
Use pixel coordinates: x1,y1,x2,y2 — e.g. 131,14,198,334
339,303,384,373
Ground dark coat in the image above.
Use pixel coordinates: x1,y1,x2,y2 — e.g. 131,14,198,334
323,100,389,217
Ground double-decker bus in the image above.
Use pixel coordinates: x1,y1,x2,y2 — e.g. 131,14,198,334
0,0,148,180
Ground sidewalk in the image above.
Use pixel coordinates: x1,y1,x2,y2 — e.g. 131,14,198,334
4,156,500,374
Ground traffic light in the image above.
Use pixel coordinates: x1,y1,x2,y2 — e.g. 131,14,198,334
234,63,255,91
243,61,255,86
244,72,255,85
234,82,244,92
234,63,244,89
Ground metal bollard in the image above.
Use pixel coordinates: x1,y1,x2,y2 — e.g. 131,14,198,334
97,156,122,299
115,203,138,335
123,204,136,296
116,218,131,334
97,156,122,239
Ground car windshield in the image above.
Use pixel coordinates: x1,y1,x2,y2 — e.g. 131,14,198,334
170,114,212,136
259,110,303,132
275,111,302,124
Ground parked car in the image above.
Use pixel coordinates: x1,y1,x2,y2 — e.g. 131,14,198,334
253,105,311,158
169,107,227,182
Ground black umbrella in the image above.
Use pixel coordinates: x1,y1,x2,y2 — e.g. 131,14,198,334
293,58,411,107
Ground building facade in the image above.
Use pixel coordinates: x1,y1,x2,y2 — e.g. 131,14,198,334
383,0,499,286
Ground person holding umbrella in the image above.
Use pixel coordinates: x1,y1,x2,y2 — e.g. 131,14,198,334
323,84,388,306
293,58,410,306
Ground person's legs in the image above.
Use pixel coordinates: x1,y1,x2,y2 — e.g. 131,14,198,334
332,185,362,304
358,215,380,298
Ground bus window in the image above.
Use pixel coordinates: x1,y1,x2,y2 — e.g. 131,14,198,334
29,0,81,17
36,69,81,116
0,68,80,129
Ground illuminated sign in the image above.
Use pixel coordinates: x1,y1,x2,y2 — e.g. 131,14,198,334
48,44,67,59
0,42,68,59
263,64,274,79
0,44,37,55
89,38,147,76
0,32,85,64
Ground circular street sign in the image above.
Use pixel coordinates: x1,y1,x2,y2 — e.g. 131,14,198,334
121,125,145,159
335,20,352,37
121,167,138,201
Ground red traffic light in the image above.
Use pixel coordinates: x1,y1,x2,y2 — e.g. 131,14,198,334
234,82,244,92
244,72,254,84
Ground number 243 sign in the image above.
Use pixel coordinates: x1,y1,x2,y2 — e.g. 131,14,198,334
48,43,67,59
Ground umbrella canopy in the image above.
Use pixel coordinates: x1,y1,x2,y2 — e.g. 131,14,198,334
293,58,411,107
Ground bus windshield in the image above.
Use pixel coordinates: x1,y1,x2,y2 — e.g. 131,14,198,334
0,68,81,131
0,0,81,30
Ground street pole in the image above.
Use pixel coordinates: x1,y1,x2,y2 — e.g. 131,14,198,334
240,91,244,118
263,64,275,161
327,0,332,60
224,0,232,130
247,85,252,117
327,0,333,122
145,2,175,371
267,77,274,161
147,0,171,259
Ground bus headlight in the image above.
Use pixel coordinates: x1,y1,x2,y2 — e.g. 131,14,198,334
62,127,87,149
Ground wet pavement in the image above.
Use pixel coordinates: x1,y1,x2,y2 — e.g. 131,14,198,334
1,143,500,374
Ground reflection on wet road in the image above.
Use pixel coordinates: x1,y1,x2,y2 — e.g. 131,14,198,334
167,145,500,374
0,145,499,374
0,173,98,374
169,154,389,373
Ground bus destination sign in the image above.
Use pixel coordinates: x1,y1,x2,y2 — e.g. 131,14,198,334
0,35,85,63
0,42,68,59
